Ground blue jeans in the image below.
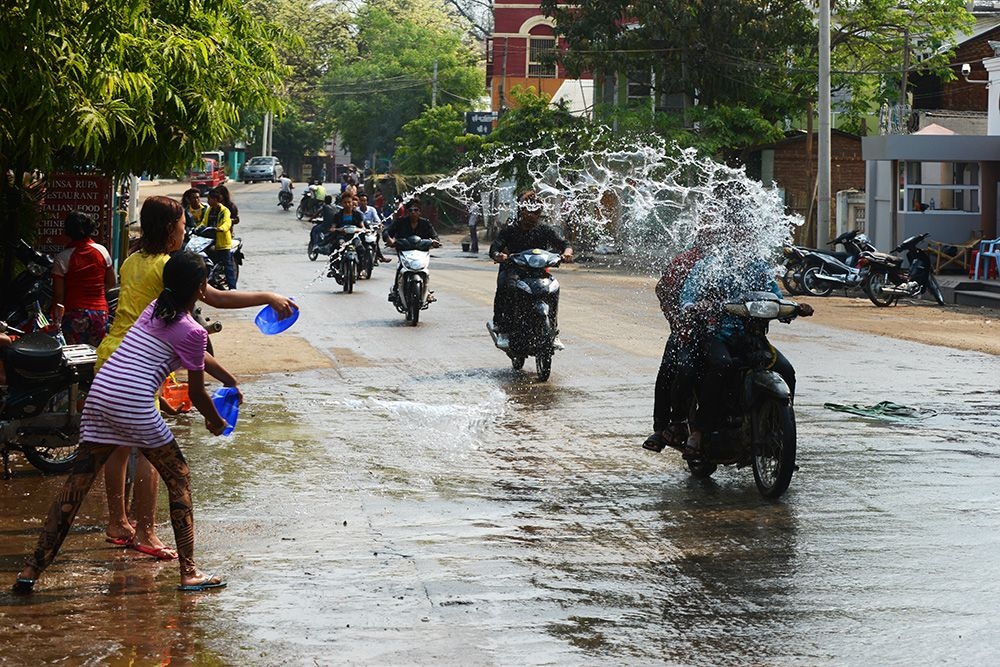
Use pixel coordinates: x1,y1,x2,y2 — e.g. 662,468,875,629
211,249,237,289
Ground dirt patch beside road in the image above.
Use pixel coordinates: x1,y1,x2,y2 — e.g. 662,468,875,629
806,296,1000,356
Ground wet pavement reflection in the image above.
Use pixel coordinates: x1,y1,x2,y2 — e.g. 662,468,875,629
2,186,1000,664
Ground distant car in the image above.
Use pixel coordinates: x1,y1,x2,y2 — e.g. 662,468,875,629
243,156,284,183
191,158,227,193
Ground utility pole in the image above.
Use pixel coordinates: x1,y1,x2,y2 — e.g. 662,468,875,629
817,0,831,247
901,27,910,111
432,60,438,107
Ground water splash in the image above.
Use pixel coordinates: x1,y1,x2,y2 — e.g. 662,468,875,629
406,133,802,273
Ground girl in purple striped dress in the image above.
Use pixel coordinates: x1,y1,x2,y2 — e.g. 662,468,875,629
13,251,238,594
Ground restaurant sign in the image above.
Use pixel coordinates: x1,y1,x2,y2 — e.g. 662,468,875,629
38,173,114,253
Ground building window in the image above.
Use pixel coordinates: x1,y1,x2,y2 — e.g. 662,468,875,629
528,38,556,78
626,70,651,105
897,160,979,214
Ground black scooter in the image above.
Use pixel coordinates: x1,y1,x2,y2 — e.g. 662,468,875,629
0,323,96,478
487,248,563,382
278,189,293,211
799,229,877,297
859,232,946,306
681,292,802,499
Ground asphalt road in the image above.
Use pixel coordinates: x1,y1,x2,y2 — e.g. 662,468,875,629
1,181,999,665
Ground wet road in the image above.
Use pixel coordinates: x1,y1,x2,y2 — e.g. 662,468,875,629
3,183,1000,665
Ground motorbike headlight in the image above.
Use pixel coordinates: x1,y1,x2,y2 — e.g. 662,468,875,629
746,300,780,318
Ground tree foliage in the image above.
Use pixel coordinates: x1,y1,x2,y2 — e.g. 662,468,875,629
321,0,484,165
828,0,973,125
394,105,467,174
244,0,354,164
0,0,287,284
542,0,817,125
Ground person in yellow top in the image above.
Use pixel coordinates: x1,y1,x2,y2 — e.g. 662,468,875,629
196,187,237,289
98,195,296,559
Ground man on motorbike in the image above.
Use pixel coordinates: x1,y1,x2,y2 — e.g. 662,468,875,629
358,193,391,264
325,192,368,280
488,191,573,350
679,250,813,457
382,198,441,301
278,174,293,207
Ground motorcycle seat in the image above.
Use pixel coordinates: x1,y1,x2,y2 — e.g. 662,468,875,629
7,333,62,374
867,251,902,265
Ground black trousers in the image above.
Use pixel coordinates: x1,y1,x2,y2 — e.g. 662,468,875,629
652,332,702,432
694,337,795,428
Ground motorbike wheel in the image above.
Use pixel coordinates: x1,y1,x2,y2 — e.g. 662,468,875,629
406,278,422,326
511,355,525,370
308,245,319,261
751,400,797,499
801,266,834,297
22,440,80,474
780,267,803,295
344,261,355,294
21,389,86,474
407,296,420,326
927,274,946,306
535,351,552,382
865,270,897,307
364,251,374,280
296,205,305,220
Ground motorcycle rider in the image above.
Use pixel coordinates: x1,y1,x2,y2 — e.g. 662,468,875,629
358,193,391,263
382,197,441,301
278,174,293,207
195,188,237,289
642,232,706,453
679,249,813,457
489,191,573,350
325,191,367,280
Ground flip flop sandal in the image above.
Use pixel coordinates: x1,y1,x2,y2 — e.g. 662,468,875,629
177,575,227,592
105,536,134,547
11,578,35,595
642,432,669,453
129,543,178,560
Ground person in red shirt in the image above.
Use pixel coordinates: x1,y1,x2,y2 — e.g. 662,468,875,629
51,211,116,346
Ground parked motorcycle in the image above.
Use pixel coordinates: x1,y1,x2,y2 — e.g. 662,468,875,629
799,229,877,297
859,232,946,307
278,189,294,211
389,235,439,325
779,243,818,295
183,229,243,290
1,239,54,331
682,291,802,499
0,323,96,478
326,226,362,293
487,248,563,382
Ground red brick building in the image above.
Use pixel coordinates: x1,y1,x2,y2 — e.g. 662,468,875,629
486,1,592,114
742,130,866,243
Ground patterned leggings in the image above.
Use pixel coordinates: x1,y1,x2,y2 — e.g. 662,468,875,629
26,441,198,577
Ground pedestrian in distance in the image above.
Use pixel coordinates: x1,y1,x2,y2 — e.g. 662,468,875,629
13,251,237,595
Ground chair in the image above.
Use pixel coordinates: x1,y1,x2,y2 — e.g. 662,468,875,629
927,233,981,274
972,238,1000,280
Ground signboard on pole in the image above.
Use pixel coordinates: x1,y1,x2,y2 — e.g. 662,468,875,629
39,173,114,254
465,111,498,136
